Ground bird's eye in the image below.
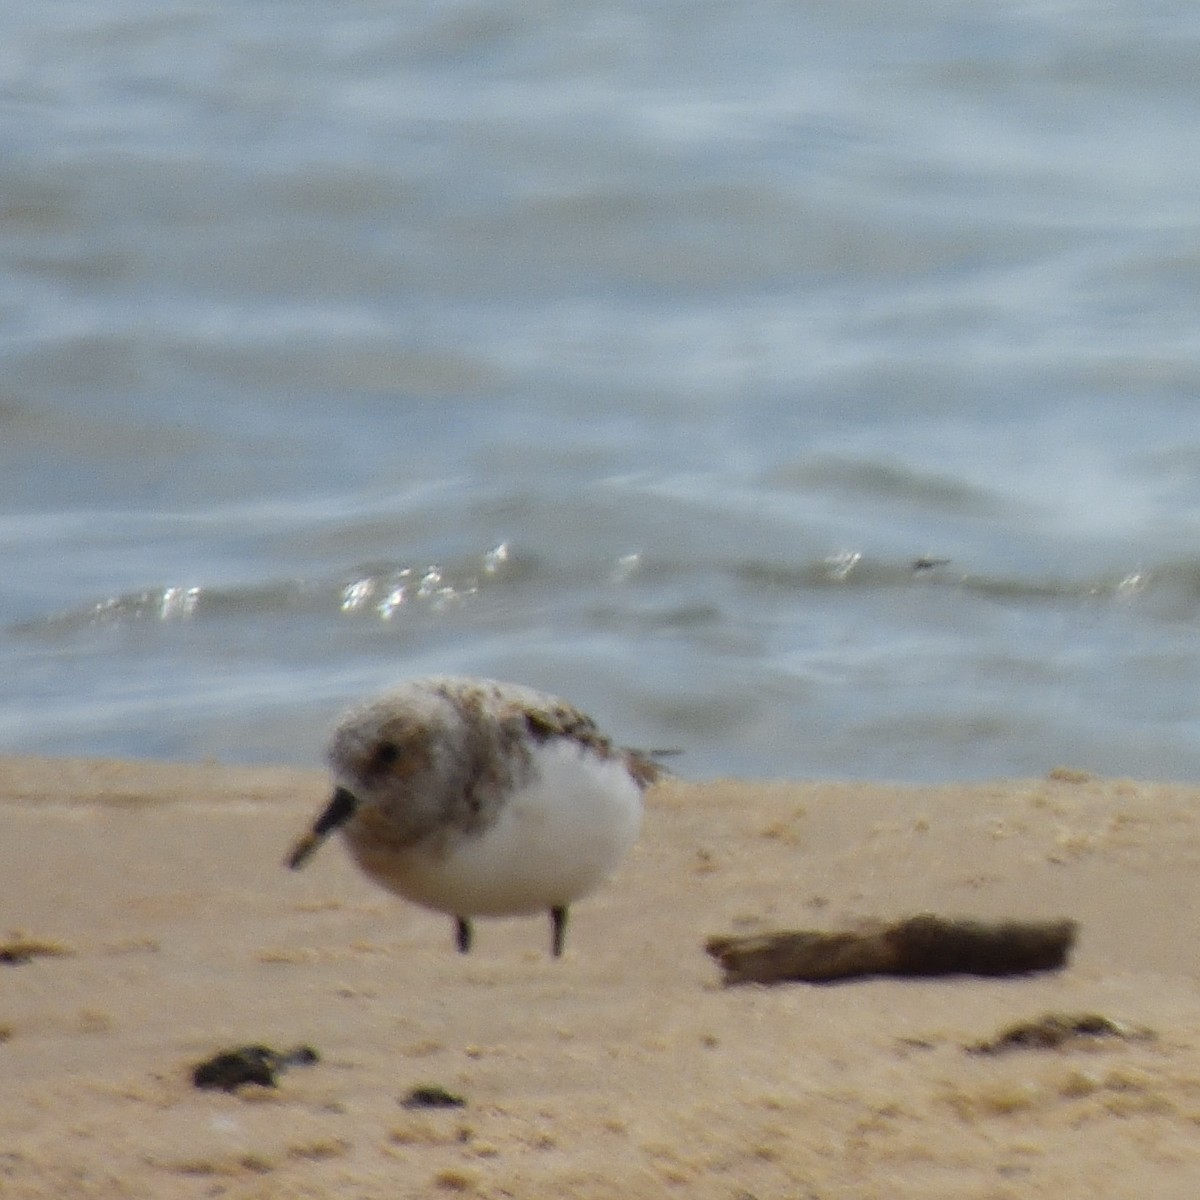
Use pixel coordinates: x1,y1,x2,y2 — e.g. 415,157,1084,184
369,740,400,773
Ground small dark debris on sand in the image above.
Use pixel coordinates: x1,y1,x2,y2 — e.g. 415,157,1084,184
192,1044,319,1091
402,1084,467,1109
706,915,1077,986
0,937,74,966
968,1012,1155,1055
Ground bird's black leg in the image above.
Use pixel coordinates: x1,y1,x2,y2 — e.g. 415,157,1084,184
455,917,473,954
550,906,569,958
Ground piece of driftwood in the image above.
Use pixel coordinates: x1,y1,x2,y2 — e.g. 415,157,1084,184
705,915,1077,986
0,937,74,966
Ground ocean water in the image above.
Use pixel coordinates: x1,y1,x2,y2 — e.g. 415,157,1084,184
4,0,1200,782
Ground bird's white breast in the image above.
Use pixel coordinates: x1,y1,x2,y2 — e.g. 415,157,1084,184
348,737,643,918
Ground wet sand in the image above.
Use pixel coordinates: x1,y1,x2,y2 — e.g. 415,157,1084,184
4,757,1200,1198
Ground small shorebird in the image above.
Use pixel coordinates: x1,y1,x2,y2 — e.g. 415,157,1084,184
286,676,662,956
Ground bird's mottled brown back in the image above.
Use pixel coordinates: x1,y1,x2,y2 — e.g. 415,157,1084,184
440,679,665,792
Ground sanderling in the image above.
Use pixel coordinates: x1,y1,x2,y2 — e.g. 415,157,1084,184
287,676,663,956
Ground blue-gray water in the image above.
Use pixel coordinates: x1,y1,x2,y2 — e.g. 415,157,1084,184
5,1,1200,781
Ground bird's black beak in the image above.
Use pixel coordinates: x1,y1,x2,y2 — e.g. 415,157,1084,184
286,787,358,870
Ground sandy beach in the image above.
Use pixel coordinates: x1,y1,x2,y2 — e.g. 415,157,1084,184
4,756,1200,1198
